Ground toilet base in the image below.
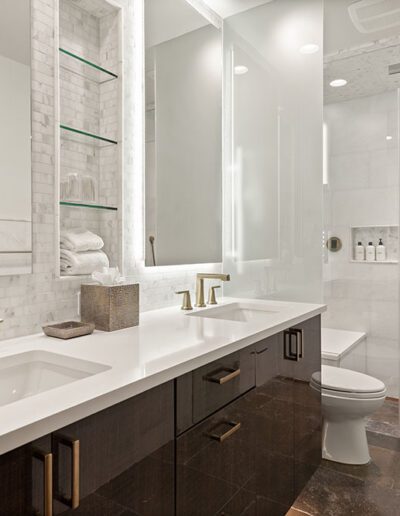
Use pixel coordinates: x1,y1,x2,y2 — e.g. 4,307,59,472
322,417,370,465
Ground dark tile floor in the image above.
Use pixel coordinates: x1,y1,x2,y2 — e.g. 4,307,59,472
366,398,400,438
287,400,400,516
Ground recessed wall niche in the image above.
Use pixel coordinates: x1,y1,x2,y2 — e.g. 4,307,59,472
56,0,122,276
351,226,399,263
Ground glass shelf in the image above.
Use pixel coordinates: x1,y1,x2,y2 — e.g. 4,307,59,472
60,125,118,147
59,48,118,84
60,201,118,211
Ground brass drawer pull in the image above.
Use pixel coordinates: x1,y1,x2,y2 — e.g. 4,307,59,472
206,367,241,384
52,434,80,510
208,421,241,443
33,449,53,516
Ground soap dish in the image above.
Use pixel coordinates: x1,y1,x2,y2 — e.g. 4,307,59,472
43,321,95,340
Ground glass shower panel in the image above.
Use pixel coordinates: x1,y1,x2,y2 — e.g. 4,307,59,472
231,45,280,263
223,0,323,303
323,86,400,401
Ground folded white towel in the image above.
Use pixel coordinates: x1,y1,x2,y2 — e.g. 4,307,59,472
60,228,104,252
60,249,109,276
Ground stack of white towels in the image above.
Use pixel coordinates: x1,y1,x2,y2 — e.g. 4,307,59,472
60,228,109,276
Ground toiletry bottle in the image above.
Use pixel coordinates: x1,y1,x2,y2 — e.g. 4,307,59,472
376,238,386,262
355,242,365,261
366,242,376,262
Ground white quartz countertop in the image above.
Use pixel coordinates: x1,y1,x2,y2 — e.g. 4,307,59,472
0,297,325,455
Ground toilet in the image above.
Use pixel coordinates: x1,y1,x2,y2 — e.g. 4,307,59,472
310,365,386,465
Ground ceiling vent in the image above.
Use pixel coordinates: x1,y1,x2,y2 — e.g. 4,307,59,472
348,0,400,33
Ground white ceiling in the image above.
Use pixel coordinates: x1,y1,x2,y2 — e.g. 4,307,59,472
0,0,30,66
324,0,400,57
324,0,400,103
324,43,400,104
201,0,274,19
146,0,210,48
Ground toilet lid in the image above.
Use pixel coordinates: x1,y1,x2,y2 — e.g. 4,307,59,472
311,365,386,394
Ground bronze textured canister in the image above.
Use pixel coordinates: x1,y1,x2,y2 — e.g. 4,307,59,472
80,283,139,332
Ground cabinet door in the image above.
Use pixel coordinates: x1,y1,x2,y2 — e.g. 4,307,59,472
53,382,175,516
290,316,322,497
249,335,296,515
0,435,52,516
176,395,256,516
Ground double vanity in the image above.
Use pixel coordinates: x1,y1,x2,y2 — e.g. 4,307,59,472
0,298,325,516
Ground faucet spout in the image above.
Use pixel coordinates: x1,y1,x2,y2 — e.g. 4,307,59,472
195,273,230,307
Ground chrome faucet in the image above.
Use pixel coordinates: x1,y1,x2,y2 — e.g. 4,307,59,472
195,273,230,307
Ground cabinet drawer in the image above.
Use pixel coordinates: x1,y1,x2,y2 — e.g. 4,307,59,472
176,396,254,516
192,347,255,424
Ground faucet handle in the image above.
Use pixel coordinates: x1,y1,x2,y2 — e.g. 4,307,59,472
176,290,193,311
208,285,221,305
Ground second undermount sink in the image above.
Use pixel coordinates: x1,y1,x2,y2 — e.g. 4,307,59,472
188,302,281,323
0,350,110,407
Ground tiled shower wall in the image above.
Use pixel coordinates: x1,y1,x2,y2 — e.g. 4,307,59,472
323,91,399,397
0,0,221,341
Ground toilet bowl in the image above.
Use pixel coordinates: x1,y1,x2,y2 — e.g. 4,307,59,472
310,365,386,465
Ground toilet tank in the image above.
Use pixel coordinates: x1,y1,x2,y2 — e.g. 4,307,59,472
322,328,367,373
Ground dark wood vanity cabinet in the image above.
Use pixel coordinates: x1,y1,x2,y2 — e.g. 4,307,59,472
0,382,175,516
53,381,175,516
0,316,321,516
176,315,322,516
0,434,53,516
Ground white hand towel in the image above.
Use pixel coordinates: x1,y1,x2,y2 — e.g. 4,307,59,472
60,228,104,252
60,249,109,276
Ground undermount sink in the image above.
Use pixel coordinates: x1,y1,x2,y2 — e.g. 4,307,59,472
0,350,110,407
188,302,280,323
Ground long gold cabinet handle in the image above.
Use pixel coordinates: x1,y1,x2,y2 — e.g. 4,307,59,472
206,367,241,384
52,434,80,510
208,421,241,443
33,449,53,516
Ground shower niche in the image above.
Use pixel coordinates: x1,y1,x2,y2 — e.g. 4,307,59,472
350,226,399,263
56,0,122,277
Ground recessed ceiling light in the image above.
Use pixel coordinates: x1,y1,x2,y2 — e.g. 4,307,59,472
299,43,319,55
330,79,348,88
386,135,393,141
234,65,248,75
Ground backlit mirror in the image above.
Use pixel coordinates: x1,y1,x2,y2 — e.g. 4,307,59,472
0,0,32,275
145,0,222,267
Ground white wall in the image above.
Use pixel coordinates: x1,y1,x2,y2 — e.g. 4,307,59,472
151,24,222,266
323,90,399,397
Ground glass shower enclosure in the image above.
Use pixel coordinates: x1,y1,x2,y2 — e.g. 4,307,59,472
223,0,324,304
